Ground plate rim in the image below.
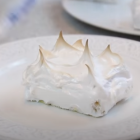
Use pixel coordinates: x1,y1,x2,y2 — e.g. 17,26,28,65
0,34,140,47
0,35,140,140
62,0,140,36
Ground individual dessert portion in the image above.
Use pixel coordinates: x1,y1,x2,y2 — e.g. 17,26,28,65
23,32,133,117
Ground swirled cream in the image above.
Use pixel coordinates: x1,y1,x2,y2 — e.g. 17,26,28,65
23,32,133,117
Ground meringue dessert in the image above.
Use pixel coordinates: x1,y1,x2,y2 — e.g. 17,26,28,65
23,32,133,117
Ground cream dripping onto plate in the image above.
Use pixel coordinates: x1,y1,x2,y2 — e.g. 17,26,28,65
23,32,133,117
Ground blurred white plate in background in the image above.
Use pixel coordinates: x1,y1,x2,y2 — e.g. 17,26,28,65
0,35,140,140
62,0,140,35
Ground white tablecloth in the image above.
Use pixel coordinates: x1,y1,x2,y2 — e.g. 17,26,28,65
0,0,140,44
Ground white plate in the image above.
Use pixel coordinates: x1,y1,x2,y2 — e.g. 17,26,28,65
0,35,140,140
62,0,140,36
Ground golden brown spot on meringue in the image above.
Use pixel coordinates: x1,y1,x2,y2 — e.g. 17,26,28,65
94,101,100,107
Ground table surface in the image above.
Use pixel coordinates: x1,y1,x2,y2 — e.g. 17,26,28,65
0,0,140,45
0,1,140,140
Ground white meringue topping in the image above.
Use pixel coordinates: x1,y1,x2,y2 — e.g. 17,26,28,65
23,32,133,117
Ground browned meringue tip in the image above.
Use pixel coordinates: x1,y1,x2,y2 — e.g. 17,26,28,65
102,44,111,54
58,31,64,42
39,45,44,52
39,46,43,54
100,44,123,67
54,31,82,51
85,39,88,47
107,44,123,65
56,31,66,44
38,47,45,64
39,45,55,59
85,64,92,74
106,44,111,51
53,31,71,50
73,39,85,51
83,39,90,54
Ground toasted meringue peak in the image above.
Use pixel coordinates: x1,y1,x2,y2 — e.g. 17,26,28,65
73,39,85,51
23,49,44,82
99,45,123,67
39,46,55,60
78,40,93,67
92,45,124,78
85,64,94,76
53,31,77,52
46,32,83,65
